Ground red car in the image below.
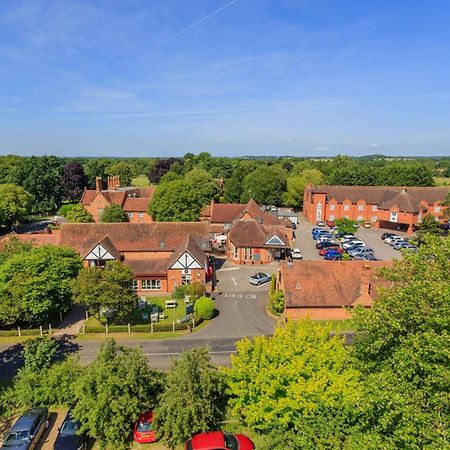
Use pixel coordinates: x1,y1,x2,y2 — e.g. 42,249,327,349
185,431,255,450
134,411,156,444
319,246,343,256
326,220,335,227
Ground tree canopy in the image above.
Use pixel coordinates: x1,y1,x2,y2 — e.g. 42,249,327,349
65,203,94,223
100,204,128,223
60,161,88,201
106,161,133,186
241,165,286,205
148,158,184,184
0,184,33,226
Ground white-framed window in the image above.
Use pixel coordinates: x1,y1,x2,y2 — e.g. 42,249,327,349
358,204,364,211
244,247,253,261
182,274,191,285
138,212,144,218
231,244,239,259
371,215,377,222
343,204,350,211
329,214,335,221
316,202,323,221
128,212,134,218
372,205,378,211
141,279,161,290
131,280,138,290
435,206,441,213
98,208,104,216
329,204,336,211
357,215,363,221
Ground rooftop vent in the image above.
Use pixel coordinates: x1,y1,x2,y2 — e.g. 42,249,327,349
159,240,165,249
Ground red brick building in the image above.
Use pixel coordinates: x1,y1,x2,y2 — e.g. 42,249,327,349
2,222,212,295
81,176,155,223
277,260,389,320
303,185,450,234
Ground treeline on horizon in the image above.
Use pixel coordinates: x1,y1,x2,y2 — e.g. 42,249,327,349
0,153,449,218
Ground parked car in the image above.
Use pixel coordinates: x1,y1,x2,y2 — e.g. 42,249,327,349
53,410,86,450
1,407,48,450
134,411,156,444
316,236,333,244
316,241,338,250
335,231,353,239
389,237,405,246
312,230,330,239
249,272,271,286
338,234,356,242
291,248,303,260
361,254,379,261
342,240,365,250
384,235,401,244
319,246,343,256
381,232,397,240
324,250,343,261
363,221,371,228
316,221,326,227
326,220,335,227
401,244,418,252
185,431,255,450
392,240,408,250
350,248,375,259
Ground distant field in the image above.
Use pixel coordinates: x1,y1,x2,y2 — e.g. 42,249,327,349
132,175,150,187
434,177,450,186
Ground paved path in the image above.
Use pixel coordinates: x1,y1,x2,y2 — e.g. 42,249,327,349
53,305,86,336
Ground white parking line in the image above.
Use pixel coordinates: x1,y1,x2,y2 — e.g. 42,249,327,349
217,267,240,272
231,277,238,286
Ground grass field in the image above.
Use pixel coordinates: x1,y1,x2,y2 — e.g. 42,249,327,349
434,176,450,186
132,175,150,187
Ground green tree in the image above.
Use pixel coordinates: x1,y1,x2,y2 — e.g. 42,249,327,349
83,158,109,188
155,347,227,449
223,175,243,203
72,261,137,324
283,169,324,208
72,339,163,450
100,204,128,223
0,245,82,327
241,165,286,205
0,236,33,265
106,161,133,186
9,155,65,212
23,336,57,371
227,321,362,446
417,213,442,241
194,296,215,320
351,236,450,449
335,217,358,233
0,184,33,227
66,203,94,223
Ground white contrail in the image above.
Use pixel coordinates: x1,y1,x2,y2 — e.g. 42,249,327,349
151,0,240,50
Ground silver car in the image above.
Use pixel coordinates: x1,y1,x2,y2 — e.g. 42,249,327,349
249,272,271,286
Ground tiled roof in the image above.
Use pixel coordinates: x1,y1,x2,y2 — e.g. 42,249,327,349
58,222,210,257
228,220,290,248
123,197,151,212
238,199,281,225
280,260,390,308
0,232,61,248
81,186,155,207
124,258,169,276
166,234,207,269
306,185,450,213
80,190,97,206
210,203,246,223
102,191,127,206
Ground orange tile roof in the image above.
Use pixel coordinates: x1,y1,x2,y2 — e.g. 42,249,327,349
280,260,390,308
228,220,290,248
123,197,151,212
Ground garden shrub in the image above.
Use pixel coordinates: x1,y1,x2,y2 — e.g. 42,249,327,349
194,296,215,320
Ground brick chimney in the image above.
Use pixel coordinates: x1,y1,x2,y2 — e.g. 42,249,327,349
107,175,121,190
95,177,102,191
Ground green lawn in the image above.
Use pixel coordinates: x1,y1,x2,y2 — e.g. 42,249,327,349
434,176,450,186
132,175,150,187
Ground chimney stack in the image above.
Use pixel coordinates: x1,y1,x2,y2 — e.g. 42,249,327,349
361,264,372,296
95,177,102,191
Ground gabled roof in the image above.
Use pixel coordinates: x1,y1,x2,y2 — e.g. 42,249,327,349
280,260,390,308
210,203,247,223
123,197,151,212
84,236,123,260
166,234,207,269
81,186,155,208
124,258,169,276
58,222,210,256
238,199,281,225
228,220,290,248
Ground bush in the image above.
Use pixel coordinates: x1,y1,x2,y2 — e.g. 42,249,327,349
270,290,285,315
23,336,57,371
194,296,215,320
173,285,189,300
57,203,77,217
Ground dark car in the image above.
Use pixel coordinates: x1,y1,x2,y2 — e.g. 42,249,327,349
53,410,86,450
381,232,397,240
319,246,343,256
316,241,338,250
335,231,353,239
1,407,48,450
249,272,271,286
185,431,255,450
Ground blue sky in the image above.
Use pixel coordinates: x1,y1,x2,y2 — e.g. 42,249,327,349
0,0,449,157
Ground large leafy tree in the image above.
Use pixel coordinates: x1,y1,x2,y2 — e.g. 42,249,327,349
227,321,362,447
155,347,227,449
9,155,65,212
416,213,442,241
0,245,82,327
60,161,88,201
283,168,324,208
72,339,163,450
0,184,33,226
351,236,450,449
72,261,137,323
148,158,184,184
223,175,243,203
23,336,57,371
100,204,128,223
65,203,94,223
149,170,219,221
106,161,133,186
240,165,286,205
83,158,109,188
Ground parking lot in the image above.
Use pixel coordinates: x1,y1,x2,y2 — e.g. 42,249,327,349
295,215,409,261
